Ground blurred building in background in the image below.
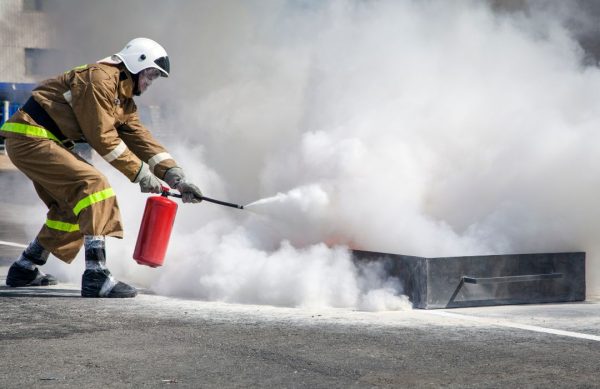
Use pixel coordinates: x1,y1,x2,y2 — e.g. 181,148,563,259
2,0,600,151
0,0,55,133
0,0,166,152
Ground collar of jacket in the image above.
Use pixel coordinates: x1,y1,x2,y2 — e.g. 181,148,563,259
117,64,135,99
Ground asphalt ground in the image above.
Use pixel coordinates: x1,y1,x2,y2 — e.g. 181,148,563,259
1,167,600,388
1,274,599,389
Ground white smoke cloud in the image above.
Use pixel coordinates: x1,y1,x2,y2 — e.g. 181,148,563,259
18,0,600,307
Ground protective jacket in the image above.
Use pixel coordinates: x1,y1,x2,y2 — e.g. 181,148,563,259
0,63,177,262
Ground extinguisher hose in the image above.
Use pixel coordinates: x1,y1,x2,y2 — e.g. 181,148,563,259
162,190,244,209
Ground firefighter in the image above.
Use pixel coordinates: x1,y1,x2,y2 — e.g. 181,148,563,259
0,38,201,298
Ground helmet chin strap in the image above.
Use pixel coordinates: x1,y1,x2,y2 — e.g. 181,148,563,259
132,72,142,96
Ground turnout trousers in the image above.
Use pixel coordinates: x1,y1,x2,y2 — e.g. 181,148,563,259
5,136,123,263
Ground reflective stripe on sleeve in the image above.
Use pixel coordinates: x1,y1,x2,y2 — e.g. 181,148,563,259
1,122,60,142
46,219,80,232
64,64,87,74
148,152,174,174
63,90,73,106
73,188,116,216
101,140,128,163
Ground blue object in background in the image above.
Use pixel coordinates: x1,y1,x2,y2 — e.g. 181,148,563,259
0,82,35,125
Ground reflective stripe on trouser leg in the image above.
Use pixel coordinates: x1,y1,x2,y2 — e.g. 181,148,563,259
46,219,80,232
75,188,123,240
4,137,124,263
37,204,84,264
37,226,84,264
37,190,122,264
73,188,116,216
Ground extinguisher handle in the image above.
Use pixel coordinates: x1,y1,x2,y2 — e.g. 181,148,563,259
161,186,177,197
161,188,181,198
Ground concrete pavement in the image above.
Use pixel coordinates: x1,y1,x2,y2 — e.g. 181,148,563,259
1,167,599,388
1,262,600,388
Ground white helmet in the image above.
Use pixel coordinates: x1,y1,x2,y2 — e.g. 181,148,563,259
100,37,170,77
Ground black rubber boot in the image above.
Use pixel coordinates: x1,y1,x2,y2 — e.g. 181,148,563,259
82,236,137,298
6,263,58,287
81,268,137,298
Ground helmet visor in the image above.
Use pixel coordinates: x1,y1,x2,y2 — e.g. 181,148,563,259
154,56,170,77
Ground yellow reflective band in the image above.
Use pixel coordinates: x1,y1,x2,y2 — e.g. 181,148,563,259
46,219,80,232
73,188,116,216
1,122,60,142
65,64,87,73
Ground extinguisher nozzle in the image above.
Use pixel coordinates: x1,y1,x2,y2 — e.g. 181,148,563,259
202,196,244,209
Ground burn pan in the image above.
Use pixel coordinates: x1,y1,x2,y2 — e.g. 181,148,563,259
352,250,585,309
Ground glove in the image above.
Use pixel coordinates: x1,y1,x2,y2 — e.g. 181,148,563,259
134,162,162,194
177,181,203,203
164,167,203,203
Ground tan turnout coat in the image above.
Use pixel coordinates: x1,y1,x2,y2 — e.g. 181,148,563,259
0,62,177,262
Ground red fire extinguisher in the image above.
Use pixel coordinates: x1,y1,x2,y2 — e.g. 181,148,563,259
133,187,243,267
133,190,178,267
